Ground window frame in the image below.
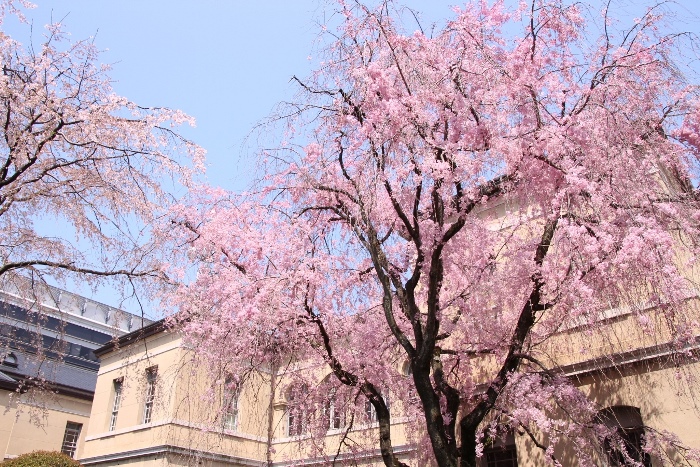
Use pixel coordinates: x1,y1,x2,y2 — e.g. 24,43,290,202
364,390,390,424
60,421,82,458
483,431,518,467
109,378,123,431
484,444,518,467
324,389,345,431
596,405,651,467
287,384,309,437
142,366,158,424
222,376,240,431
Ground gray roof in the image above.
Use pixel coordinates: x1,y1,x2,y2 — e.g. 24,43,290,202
0,369,16,383
1,350,97,394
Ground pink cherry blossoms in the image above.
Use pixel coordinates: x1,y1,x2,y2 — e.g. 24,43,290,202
0,0,203,298
168,1,700,466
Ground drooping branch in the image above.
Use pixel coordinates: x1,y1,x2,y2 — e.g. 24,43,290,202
301,288,407,467
459,216,559,467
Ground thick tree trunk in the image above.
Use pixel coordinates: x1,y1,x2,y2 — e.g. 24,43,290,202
411,365,459,467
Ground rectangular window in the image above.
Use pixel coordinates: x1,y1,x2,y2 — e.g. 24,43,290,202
364,390,389,423
222,376,239,431
60,422,82,458
326,395,344,430
143,366,158,424
109,378,123,431
287,385,309,436
485,433,518,467
485,445,518,467
288,408,305,436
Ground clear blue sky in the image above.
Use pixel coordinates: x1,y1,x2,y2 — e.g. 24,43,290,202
8,0,699,193
4,0,474,191
5,0,700,190
3,0,700,314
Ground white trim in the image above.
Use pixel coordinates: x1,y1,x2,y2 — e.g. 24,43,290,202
0,283,151,335
86,419,167,440
79,444,265,466
564,341,700,378
272,443,415,466
561,293,700,333
85,418,267,443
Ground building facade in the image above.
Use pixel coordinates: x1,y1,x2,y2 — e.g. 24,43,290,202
77,314,700,467
75,193,700,466
0,279,696,465
81,321,416,467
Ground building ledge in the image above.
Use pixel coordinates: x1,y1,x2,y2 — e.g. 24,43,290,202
80,444,265,466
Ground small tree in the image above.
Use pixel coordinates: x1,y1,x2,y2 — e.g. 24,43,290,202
170,1,700,466
1,451,82,467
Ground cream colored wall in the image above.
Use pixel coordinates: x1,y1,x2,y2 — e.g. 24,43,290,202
83,331,183,460
580,361,700,466
83,340,417,466
82,331,271,465
514,361,700,467
264,364,414,466
81,325,700,466
0,388,91,460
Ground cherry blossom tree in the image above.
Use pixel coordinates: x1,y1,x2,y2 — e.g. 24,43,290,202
170,1,700,466
0,0,203,302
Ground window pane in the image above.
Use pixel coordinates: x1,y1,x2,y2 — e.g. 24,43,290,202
222,377,239,431
143,367,157,424
287,384,308,436
597,406,651,467
485,445,518,467
326,396,343,430
110,379,122,431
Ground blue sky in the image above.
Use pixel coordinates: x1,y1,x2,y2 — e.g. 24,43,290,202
6,0,700,192
4,1,470,192
4,0,700,313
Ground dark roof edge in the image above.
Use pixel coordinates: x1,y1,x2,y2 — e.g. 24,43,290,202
0,375,94,401
94,318,167,358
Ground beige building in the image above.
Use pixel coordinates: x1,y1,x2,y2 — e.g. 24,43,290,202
75,308,700,467
80,320,418,467
76,190,700,467
3,212,700,466
75,195,700,467
1,279,696,465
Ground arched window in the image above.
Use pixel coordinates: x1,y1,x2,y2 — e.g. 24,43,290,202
222,376,239,431
287,384,309,436
596,406,651,467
